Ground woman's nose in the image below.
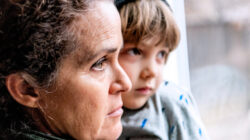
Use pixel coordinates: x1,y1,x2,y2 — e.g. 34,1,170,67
109,63,132,95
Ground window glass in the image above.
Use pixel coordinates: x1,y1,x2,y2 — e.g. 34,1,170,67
185,0,250,140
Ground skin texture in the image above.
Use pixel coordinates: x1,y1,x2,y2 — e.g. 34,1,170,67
36,1,131,140
119,42,169,109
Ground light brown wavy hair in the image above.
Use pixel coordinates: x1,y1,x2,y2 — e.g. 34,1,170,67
119,0,180,52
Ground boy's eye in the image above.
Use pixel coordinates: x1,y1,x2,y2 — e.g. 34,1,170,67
127,48,141,56
91,56,107,71
157,51,167,59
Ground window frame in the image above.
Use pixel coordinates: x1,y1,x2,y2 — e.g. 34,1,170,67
163,0,191,91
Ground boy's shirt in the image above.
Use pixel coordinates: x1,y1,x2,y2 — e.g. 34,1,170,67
119,81,209,140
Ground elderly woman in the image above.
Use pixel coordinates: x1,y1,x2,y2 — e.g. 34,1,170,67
0,0,131,139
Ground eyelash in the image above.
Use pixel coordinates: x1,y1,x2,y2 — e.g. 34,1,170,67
123,47,168,61
91,56,108,71
127,48,141,55
157,51,167,59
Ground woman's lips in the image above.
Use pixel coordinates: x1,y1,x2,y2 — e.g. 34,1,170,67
135,87,152,95
107,106,123,118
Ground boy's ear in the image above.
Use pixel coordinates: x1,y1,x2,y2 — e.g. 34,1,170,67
5,73,40,108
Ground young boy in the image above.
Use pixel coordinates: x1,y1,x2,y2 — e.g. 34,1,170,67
116,0,209,139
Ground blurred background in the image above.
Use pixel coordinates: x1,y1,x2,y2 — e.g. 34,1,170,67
185,0,250,139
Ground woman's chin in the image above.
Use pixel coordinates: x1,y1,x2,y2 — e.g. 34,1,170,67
97,118,123,140
113,121,123,139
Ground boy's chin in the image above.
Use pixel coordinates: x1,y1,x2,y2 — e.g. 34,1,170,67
123,100,148,110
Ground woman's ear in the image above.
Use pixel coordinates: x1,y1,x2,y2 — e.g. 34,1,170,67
5,73,40,108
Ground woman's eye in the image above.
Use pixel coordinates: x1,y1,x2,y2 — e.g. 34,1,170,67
127,48,141,56
91,56,107,71
157,51,167,59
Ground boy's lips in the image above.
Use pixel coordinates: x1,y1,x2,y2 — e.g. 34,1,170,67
135,86,153,95
107,105,123,118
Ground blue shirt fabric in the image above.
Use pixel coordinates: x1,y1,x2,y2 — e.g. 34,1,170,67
119,81,209,140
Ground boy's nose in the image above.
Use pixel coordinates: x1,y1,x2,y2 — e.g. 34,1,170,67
140,61,157,80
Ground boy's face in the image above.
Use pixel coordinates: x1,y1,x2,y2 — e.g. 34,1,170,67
119,41,169,109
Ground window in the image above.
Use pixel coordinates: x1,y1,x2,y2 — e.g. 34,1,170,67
165,1,250,140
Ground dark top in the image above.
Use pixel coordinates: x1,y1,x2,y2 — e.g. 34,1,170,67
2,129,73,140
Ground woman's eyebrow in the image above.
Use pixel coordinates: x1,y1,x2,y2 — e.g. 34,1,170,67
92,47,118,59
77,47,118,65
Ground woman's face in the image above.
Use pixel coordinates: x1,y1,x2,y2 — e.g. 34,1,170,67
37,2,131,140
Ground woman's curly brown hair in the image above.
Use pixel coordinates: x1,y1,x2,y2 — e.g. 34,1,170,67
0,0,91,137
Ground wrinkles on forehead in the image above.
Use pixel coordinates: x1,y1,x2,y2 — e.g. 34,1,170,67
67,17,99,67
66,1,121,67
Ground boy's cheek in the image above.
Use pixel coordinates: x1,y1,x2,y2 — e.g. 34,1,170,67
156,70,164,87
119,55,138,64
